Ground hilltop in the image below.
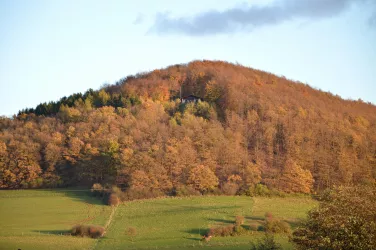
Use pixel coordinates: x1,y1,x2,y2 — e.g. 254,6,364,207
1,60,375,195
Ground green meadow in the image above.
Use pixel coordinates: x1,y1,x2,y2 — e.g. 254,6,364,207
0,190,317,250
0,189,112,250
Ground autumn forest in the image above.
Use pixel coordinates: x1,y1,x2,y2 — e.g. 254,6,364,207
1,60,375,197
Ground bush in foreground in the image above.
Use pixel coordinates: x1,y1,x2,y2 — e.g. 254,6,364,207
208,225,235,237
250,233,282,250
71,224,105,238
265,217,291,234
207,215,247,237
292,185,376,250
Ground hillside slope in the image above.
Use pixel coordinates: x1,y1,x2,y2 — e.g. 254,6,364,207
1,60,375,194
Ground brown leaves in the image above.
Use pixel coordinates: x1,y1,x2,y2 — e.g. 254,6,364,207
187,165,219,193
278,159,314,194
1,60,375,192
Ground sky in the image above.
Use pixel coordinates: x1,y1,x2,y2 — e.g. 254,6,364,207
0,0,375,116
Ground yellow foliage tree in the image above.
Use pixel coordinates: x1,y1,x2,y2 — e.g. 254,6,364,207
278,159,314,194
187,165,218,193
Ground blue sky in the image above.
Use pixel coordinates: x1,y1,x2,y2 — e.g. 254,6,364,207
0,0,375,116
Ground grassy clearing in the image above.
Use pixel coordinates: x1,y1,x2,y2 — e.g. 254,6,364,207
0,189,112,250
251,197,317,230
0,190,317,250
96,196,317,250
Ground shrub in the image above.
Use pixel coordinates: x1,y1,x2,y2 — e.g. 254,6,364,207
265,212,273,219
249,221,262,231
235,215,245,226
234,224,246,234
174,185,201,197
250,233,282,250
88,225,106,238
123,188,164,200
265,218,291,234
108,193,120,206
207,227,217,236
71,225,87,237
247,184,287,197
248,184,271,197
221,182,239,195
208,216,248,238
111,185,122,196
30,177,44,188
91,183,104,196
71,224,105,238
127,227,137,236
221,225,235,236
292,185,376,250
208,225,235,237
210,187,222,195
126,227,137,242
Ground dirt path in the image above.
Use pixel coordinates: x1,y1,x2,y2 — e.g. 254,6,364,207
91,205,118,250
104,206,117,230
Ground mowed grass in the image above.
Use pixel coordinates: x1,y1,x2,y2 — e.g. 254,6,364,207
251,197,317,230
96,196,317,250
0,189,112,250
0,190,317,250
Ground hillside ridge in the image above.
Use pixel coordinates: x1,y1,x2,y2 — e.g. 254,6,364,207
1,60,375,195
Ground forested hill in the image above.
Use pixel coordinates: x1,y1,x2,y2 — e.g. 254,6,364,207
1,60,375,196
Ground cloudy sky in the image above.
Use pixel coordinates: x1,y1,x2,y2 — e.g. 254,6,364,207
0,0,375,116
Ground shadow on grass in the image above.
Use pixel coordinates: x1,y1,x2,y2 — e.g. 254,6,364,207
32,229,70,236
208,218,234,224
33,229,111,240
186,237,202,241
166,205,240,214
132,205,240,219
245,216,264,221
247,217,303,233
185,228,209,237
242,224,253,231
33,188,106,205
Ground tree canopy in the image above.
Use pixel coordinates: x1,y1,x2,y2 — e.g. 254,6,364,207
0,60,375,196
292,185,376,250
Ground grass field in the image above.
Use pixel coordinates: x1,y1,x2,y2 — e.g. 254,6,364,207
0,189,112,250
0,190,317,250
